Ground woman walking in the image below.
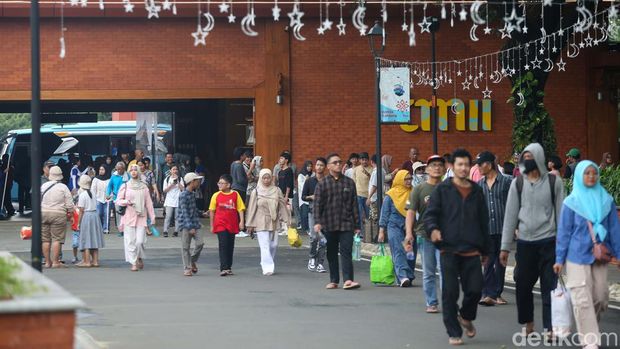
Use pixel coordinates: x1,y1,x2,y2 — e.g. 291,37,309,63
377,170,416,287
297,161,313,235
116,164,156,271
162,164,184,237
139,159,161,204
91,165,111,234
76,175,105,267
209,174,245,276
246,169,291,275
554,161,620,349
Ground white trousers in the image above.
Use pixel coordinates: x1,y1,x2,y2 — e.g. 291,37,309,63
124,225,147,265
566,261,609,347
257,230,278,274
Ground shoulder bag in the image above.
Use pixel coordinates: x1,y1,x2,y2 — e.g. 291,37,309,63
587,221,612,264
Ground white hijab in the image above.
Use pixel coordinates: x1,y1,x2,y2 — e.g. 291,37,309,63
256,168,279,218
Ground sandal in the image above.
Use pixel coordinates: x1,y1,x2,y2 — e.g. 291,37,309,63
458,316,476,338
325,283,338,289
137,258,144,270
130,265,139,271
449,338,463,346
76,262,92,268
220,271,228,277
225,270,233,275
183,270,193,277
91,263,100,268
343,281,360,290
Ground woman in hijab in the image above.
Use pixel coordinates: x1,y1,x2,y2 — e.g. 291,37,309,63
116,164,156,271
554,161,620,349
245,169,291,275
377,170,415,287
599,152,613,170
91,165,111,234
246,155,263,196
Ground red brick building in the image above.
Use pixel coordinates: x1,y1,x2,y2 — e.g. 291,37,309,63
0,3,618,170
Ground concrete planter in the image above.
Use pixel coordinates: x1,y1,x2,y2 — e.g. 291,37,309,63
0,252,84,349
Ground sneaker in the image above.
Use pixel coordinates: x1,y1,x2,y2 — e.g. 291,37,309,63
71,257,78,264
278,231,287,236
237,231,249,238
316,264,326,273
163,232,168,238
400,278,412,287
307,259,316,271
173,232,178,237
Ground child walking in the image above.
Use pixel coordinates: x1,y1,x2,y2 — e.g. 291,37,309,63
76,175,105,267
178,172,206,277
209,174,245,276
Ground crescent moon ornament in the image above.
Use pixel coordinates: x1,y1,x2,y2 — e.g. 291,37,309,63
575,5,593,33
414,74,424,86
599,25,608,42
352,4,368,36
203,12,215,33
293,23,306,41
568,43,580,58
473,77,480,89
516,92,525,106
451,102,460,115
540,28,547,44
241,9,258,37
470,24,479,42
544,58,554,72
470,1,485,25
492,70,503,84
59,37,66,59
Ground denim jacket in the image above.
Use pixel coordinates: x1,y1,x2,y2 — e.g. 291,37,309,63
379,196,405,233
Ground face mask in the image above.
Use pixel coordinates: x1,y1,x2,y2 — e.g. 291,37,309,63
523,159,538,174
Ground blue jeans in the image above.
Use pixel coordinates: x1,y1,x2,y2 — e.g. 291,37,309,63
299,204,310,233
356,196,369,231
421,238,442,306
96,201,110,232
386,225,415,283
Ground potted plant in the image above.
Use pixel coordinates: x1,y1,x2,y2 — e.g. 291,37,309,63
0,255,43,300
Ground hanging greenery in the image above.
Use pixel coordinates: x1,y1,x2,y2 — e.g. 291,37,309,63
508,71,557,156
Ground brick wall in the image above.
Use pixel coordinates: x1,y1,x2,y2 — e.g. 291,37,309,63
0,15,602,167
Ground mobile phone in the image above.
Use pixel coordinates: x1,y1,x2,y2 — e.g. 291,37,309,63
173,179,178,184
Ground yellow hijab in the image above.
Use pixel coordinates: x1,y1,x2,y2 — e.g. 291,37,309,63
386,170,412,217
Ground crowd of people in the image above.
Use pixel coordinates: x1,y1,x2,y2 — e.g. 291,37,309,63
32,143,620,348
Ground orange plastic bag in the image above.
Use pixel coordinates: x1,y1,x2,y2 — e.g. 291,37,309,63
20,226,32,240
71,208,79,231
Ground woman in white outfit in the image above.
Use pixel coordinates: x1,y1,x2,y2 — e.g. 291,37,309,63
245,169,291,275
162,164,184,237
116,164,156,271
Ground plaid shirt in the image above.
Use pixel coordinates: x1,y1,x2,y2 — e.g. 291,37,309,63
313,174,360,232
478,173,511,235
177,190,201,231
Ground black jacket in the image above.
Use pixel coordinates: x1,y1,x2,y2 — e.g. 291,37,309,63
423,179,491,256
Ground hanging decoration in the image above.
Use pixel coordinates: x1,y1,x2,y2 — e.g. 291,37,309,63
228,1,236,23
351,1,368,36
60,0,66,59
146,0,162,19
122,0,134,13
337,0,346,36
408,0,415,46
191,2,207,46
272,0,282,20
288,0,305,40
241,0,258,36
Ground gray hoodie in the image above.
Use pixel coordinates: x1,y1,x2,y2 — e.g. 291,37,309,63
500,143,565,251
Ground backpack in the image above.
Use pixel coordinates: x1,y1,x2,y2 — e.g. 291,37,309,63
515,173,556,211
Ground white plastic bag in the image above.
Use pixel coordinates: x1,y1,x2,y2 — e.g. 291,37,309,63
551,276,573,338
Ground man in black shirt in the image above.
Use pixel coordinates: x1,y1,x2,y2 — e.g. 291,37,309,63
302,157,327,273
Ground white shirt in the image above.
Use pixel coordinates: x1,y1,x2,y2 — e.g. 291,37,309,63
163,176,184,207
345,168,355,179
368,168,378,203
78,190,97,211
91,178,109,203
298,173,309,207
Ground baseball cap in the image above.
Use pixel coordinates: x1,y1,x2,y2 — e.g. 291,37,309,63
184,172,204,183
426,155,445,164
566,148,580,158
476,151,496,165
411,161,426,173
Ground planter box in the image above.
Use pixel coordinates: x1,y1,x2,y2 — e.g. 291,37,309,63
0,252,84,349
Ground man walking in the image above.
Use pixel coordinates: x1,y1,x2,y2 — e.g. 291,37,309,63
402,147,420,174
405,154,445,314
301,157,327,273
352,152,372,233
563,148,581,179
424,149,490,346
476,151,511,307
314,153,361,290
230,148,249,202
500,143,564,338
177,172,205,277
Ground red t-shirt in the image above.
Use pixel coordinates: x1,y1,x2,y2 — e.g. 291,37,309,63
209,190,245,234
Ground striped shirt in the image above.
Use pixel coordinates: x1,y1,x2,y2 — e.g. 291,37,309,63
478,173,511,236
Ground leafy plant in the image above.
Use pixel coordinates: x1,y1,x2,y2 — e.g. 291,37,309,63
0,256,45,300
508,72,557,157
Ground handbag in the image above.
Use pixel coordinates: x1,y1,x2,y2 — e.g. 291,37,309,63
551,275,573,338
116,184,127,216
587,221,612,264
370,243,396,285
287,227,302,248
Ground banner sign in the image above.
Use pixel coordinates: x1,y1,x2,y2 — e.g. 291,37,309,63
380,67,410,124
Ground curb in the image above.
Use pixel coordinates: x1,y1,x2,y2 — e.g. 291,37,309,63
75,327,105,349
360,242,620,307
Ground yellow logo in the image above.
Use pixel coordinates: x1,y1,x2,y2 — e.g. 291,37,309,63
400,98,492,132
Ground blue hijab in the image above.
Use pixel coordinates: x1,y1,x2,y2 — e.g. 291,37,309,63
564,160,614,241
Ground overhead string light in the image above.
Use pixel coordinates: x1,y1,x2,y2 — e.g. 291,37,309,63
60,0,66,58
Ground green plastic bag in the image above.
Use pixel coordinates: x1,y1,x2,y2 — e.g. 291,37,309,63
370,243,395,285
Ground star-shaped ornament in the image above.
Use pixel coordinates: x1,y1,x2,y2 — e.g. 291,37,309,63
524,64,531,70
579,42,585,48
70,0,79,6
191,25,208,46
531,56,542,69
609,5,618,19
228,13,236,23
482,88,492,99
543,0,553,7
459,6,468,21
147,4,161,19
337,19,346,36
483,26,492,35
490,73,496,80
462,80,471,90
317,25,326,35
272,5,281,21
478,71,484,78
539,47,545,55
503,7,524,33
558,28,564,37
162,0,172,10
288,4,304,27
402,23,409,32
552,46,558,53
123,0,134,12
448,78,453,84
218,2,229,13
594,39,600,46
522,25,528,34
499,24,512,39
322,19,333,31
510,68,517,75
418,17,431,33
556,58,566,71
468,74,473,80
457,70,462,77
585,35,593,47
